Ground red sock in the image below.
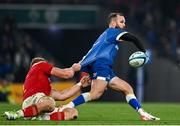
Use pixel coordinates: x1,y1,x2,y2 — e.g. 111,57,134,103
23,104,38,117
50,112,65,120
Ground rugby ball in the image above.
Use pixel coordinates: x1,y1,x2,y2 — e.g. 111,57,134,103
129,51,147,68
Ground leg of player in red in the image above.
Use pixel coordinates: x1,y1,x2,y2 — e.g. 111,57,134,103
3,97,55,120
47,108,78,121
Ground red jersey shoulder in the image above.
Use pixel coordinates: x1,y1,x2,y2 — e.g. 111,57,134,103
32,61,53,74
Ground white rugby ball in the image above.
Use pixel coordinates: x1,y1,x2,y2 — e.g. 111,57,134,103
129,51,147,68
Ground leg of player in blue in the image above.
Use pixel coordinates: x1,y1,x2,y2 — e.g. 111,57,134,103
60,79,107,109
61,76,160,121
61,93,90,109
69,93,91,108
126,94,141,111
108,77,160,120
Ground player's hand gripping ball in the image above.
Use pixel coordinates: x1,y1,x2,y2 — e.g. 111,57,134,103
129,51,148,68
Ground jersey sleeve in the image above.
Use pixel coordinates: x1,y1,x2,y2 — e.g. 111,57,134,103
107,28,128,42
115,29,128,41
40,62,53,75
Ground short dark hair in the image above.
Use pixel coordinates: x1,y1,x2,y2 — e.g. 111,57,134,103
107,12,124,24
30,57,46,67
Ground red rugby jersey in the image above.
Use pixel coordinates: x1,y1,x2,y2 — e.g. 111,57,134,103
23,61,53,100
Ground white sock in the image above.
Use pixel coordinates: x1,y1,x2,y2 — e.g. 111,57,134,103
125,94,136,103
137,108,144,115
82,92,91,102
64,102,75,108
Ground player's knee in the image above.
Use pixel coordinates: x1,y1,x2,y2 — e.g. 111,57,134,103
46,100,55,111
39,97,55,111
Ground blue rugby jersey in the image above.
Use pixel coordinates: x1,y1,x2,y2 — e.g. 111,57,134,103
80,28,128,67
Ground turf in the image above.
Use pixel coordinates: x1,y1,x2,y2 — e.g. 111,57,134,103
0,102,180,125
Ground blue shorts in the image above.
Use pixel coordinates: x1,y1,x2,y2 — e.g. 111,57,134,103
81,59,116,82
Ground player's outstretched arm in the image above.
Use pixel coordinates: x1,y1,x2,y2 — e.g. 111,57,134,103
120,33,146,52
51,67,74,79
50,76,91,101
50,63,81,79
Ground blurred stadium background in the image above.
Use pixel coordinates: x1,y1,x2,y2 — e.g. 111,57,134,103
0,0,179,106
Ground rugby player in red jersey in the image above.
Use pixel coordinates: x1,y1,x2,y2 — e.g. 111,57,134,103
3,57,91,120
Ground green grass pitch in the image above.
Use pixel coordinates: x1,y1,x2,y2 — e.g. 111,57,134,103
0,102,180,125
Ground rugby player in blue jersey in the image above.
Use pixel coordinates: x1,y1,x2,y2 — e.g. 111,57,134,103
61,13,160,121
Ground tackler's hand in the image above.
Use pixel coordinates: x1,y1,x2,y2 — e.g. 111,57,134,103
71,63,81,72
80,76,91,88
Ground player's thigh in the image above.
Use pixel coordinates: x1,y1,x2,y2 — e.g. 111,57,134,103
22,93,47,109
90,79,107,99
38,95,55,105
108,77,134,95
22,93,55,111
90,63,111,97
37,96,56,111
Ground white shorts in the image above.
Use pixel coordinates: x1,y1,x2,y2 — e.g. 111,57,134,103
22,93,55,109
